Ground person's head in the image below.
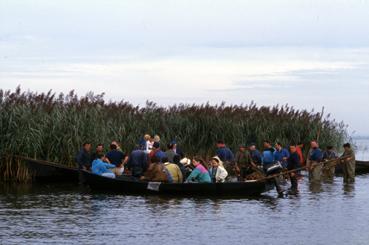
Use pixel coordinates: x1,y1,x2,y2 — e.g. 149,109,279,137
153,142,160,149
83,142,92,152
192,156,205,168
249,143,257,151
343,143,351,150
97,153,105,160
275,142,283,151
144,134,151,141
170,140,177,149
310,140,319,148
239,144,246,152
110,143,117,151
326,146,334,151
289,145,297,153
111,141,121,149
216,140,225,148
151,156,160,164
96,144,104,152
211,156,222,167
263,140,272,148
154,135,160,142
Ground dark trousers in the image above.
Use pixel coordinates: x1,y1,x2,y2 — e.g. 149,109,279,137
290,174,298,191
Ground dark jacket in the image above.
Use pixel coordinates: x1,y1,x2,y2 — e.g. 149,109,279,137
127,149,149,177
287,152,300,170
106,149,126,166
216,147,234,162
75,148,91,169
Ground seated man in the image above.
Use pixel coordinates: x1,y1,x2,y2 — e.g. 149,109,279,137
91,154,116,178
106,144,126,166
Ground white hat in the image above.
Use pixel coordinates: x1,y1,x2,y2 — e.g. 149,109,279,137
180,157,191,166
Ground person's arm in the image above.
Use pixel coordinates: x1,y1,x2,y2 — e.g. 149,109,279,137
217,167,228,182
104,163,116,169
185,168,200,183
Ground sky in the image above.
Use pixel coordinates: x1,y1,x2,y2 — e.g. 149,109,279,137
0,0,369,135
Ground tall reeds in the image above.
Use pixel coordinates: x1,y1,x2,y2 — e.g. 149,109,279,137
0,86,348,179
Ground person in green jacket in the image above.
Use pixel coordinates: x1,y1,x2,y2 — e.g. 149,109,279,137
185,157,211,183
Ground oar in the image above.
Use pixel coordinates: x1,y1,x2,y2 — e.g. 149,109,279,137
251,155,352,182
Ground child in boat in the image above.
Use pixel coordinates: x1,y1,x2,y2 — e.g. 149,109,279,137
185,157,211,183
208,156,228,183
91,154,116,178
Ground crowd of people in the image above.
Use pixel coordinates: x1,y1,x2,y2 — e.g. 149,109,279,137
75,134,356,196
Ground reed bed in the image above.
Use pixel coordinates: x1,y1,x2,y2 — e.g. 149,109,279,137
0,87,348,180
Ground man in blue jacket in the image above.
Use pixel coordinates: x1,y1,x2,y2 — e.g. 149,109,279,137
127,144,149,178
216,140,234,162
308,140,323,182
274,142,290,168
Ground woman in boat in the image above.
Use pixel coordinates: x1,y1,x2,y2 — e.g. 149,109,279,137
208,156,228,183
91,154,116,178
185,157,211,183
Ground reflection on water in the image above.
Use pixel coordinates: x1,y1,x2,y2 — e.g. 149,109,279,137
1,175,369,245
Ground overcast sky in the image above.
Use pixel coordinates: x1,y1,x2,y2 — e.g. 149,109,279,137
1,0,368,135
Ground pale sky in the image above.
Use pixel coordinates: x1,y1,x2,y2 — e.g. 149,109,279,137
1,0,369,135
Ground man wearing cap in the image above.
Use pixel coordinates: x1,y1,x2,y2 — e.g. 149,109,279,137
127,143,149,178
235,144,253,180
341,143,356,183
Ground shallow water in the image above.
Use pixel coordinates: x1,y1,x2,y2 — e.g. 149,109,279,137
1,174,369,245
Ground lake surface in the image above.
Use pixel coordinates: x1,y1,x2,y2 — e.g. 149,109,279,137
1,174,369,245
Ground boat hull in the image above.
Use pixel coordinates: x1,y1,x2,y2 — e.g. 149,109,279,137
82,170,273,197
335,160,369,175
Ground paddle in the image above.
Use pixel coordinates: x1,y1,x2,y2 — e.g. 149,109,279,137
251,155,352,182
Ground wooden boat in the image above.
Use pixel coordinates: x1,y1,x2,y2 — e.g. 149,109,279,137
81,170,274,196
20,156,80,183
335,160,369,175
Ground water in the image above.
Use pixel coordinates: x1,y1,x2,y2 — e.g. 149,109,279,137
1,141,369,245
1,175,369,245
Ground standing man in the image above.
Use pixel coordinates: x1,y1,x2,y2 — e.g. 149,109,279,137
127,144,149,178
262,140,283,197
249,143,262,166
296,142,305,166
75,142,92,170
216,140,234,162
322,146,338,181
235,144,253,180
287,145,300,195
274,142,290,168
341,143,356,183
307,140,323,182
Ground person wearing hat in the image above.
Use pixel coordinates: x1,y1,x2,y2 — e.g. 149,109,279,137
149,142,166,163
235,143,253,181
208,156,228,183
341,143,356,183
